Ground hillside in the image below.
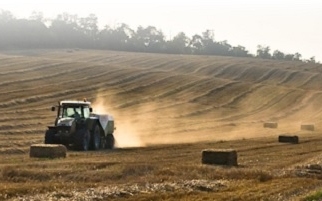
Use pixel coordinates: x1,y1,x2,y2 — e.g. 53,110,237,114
1,49,322,200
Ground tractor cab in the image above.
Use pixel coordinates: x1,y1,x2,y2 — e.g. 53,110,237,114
52,100,92,125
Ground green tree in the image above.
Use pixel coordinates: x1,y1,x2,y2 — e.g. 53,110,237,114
133,26,166,52
167,32,191,54
79,14,98,44
284,54,295,61
98,23,135,50
0,10,15,48
230,45,250,57
201,30,214,47
192,30,233,56
307,56,316,63
49,13,86,48
272,50,285,60
293,52,302,61
190,34,203,54
257,45,271,59
0,10,49,49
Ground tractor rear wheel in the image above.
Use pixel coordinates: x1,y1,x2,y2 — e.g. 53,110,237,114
105,134,115,149
90,124,101,150
100,136,106,149
74,128,91,151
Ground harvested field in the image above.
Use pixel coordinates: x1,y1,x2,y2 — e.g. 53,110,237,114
1,49,322,200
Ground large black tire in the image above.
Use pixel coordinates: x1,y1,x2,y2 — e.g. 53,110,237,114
105,134,115,149
90,124,101,150
100,135,106,149
44,129,56,144
74,128,91,151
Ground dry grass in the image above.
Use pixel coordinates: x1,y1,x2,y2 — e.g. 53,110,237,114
0,49,322,200
1,136,322,200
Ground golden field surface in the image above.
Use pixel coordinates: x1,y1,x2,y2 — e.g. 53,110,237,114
1,49,322,200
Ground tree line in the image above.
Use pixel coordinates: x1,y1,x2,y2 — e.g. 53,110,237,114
0,10,317,63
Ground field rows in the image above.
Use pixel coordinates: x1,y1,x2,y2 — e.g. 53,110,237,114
1,49,322,200
0,50,321,140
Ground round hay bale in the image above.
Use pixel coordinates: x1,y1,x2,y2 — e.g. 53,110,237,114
301,124,315,131
263,122,278,128
202,149,237,166
30,144,67,158
278,135,299,144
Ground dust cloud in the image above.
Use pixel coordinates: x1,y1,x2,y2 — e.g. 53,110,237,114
89,92,214,148
90,91,318,148
89,92,246,148
91,95,147,148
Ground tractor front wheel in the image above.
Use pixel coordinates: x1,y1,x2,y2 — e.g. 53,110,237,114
45,129,56,144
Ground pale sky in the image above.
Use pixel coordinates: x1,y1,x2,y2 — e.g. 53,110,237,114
0,0,321,62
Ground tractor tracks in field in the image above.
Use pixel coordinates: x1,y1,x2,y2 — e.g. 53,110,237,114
0,62,91,89
0,61,68,76
1,51,322,127
175,82,253,118
269,91,322,120
215,89,301,122
0,67,129,108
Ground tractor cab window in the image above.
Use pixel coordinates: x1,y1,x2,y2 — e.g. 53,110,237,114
61,105,90,118
62,106,82,118
83,107,90,118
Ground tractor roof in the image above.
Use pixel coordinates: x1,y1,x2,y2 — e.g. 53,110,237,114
60,100,91,106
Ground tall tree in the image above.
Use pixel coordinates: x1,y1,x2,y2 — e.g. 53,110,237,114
272,50,285,60
308,56,316,63
257,45,271,59
293,52,302,61
99,23,135,50
284,54,295,61
167,32,191,54
133,26,166,52
0,10,15,48
190,34,203,54
79,14,98,43
49,13,86,48
230,45,250,57
201,30,214,47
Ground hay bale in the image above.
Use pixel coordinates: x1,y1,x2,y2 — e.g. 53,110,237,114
263,122,278,128
278,135,299,144
202,149,237,166
30,144,67,158
301,124,315,131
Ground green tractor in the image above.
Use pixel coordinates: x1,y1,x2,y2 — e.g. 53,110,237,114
45,100,115,151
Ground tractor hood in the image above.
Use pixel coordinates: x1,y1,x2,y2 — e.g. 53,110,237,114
57,117,75,127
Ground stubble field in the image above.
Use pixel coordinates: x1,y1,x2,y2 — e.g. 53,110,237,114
1,49,322,200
